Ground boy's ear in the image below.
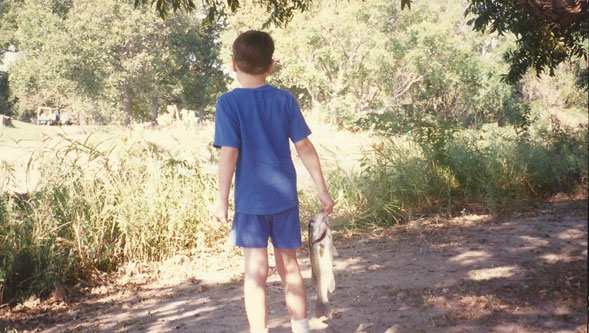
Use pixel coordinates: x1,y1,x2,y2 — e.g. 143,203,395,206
266,60,275,75
232,57,237,72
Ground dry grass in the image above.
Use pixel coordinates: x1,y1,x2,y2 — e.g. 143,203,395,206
0,116,375,303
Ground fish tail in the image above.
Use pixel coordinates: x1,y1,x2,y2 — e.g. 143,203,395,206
315,300,331,319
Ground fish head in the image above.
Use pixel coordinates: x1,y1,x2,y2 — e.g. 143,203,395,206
309,211,329,243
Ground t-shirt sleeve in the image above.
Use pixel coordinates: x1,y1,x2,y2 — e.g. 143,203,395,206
213,98,241,149
288,95,311,143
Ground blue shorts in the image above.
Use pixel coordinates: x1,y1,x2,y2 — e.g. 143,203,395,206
229,206,302,249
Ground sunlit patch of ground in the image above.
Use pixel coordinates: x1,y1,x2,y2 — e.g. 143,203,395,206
450,250,492,265
467,265,522,281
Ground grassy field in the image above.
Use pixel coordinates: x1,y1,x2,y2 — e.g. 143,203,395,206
0,117,372,193
0,107,587,304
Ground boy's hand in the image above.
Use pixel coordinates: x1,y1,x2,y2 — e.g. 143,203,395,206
213,201,230,224
319,191,334,215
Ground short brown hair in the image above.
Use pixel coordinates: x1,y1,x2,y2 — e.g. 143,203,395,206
232,30,274,75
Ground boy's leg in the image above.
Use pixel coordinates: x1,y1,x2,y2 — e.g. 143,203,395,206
274,248,307,320
244,247,269,332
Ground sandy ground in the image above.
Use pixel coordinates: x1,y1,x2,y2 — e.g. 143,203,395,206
1,199,586,333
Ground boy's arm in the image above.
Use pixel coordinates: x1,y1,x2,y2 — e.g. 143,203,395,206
294,138,334,215
213,146,239,223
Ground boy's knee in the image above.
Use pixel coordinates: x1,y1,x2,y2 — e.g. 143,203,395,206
245,267,269,280
276,256,299,274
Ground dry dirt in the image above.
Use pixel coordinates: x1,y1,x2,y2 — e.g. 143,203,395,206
1,199,587,333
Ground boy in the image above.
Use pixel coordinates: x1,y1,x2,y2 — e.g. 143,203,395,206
212,30,334,333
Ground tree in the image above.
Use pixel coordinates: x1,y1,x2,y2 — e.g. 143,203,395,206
134,0,312,26
5,0,228,124
63,0,162,125
465,0,588,85
163,16,228,122
5,0,74,120
144,0,587,86
221,0,404,118
135,0,412,26
516,0,587,26
223,0,522,128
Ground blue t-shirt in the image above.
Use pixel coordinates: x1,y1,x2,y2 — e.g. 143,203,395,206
213,84,311,215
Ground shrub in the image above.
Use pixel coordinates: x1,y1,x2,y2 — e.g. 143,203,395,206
329,122,587,228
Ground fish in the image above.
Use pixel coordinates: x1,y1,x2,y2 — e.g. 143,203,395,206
308,211,337,319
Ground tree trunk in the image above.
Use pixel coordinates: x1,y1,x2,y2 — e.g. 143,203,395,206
93,102,103,125
311,92,322,113
151,95,159,126
198,105,205,123
0,115,12,127
121,82,131,126
519,0,588,26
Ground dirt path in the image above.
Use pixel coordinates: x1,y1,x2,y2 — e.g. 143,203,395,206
2,200,587,332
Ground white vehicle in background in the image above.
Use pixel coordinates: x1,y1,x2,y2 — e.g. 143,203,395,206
36,106,59,125
61,111,80,125
36,106,79,125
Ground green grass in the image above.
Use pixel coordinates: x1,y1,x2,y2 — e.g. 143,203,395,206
325,119,587,229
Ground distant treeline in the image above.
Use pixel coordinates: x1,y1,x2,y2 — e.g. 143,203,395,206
0,0,586,128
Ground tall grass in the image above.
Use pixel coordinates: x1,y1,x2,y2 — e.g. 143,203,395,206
0,132,223,303
327,120,588,228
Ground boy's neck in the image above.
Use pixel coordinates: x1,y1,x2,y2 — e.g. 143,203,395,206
235,71,268,89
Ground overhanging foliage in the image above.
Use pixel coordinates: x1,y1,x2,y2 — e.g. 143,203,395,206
137,0,587,86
